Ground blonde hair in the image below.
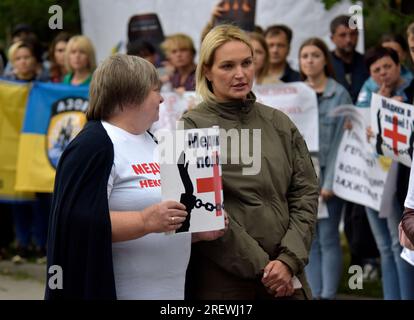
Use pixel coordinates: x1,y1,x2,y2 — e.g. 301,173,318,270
86,54,160,121
65,35,96,73
196,24,253,104
8,41,36,64
249,32,270,84
161,33,196,56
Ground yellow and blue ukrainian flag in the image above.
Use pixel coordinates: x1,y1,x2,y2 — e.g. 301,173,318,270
15,82,89,192
0,79,33,201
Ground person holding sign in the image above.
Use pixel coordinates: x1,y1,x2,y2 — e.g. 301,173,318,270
182,24,318,300
380,33,413,84
3,39,50,264
356,46,414,299
46,54,225,300
298,38,351,300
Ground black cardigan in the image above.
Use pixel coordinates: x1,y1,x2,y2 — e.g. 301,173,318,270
45,120,116,299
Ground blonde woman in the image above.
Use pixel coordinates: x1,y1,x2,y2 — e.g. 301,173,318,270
182,25,318,300
63,35,96,86
4,40,47,81
161,33,197,92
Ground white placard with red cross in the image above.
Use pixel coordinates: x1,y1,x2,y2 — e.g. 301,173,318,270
160,127,225,234
371,93,414,167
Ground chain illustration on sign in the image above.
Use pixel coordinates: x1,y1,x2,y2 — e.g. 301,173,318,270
194,198,222,212
176,151,223,233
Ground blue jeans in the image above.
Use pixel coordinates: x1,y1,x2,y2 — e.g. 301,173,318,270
365,206,414,300
305,195,344,299
12,202,34,248
12,194,51,249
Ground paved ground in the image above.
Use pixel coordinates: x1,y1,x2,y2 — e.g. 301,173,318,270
0,274,44,300
0,260,45,300
0,260,379,300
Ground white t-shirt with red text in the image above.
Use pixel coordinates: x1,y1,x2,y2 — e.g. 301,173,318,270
102,121,191,300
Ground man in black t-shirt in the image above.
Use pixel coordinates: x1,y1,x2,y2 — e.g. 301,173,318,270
330,15,369,103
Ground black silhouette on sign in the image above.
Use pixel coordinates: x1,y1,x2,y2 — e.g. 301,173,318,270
175,151,221,233
176,151,196,233
376,110,384,156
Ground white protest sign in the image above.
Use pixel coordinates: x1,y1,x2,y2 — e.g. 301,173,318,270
151,91,199,133
160,127,225,233
333,106,389,211
401,248,414,266
317,197,329,219
254,82,319,152
371,93,414,167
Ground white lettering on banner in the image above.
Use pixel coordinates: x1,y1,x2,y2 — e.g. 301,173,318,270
56,98,89,113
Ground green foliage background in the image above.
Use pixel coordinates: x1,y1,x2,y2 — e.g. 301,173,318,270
0,0,81,50
322,0,414,48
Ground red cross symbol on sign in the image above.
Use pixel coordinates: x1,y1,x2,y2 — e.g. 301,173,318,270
196,151,222,216
384,115,407,156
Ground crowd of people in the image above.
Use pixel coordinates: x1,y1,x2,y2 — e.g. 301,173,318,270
1,6,414,300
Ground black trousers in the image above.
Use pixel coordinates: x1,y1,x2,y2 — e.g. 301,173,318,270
343,201,379,266
0,203,15,249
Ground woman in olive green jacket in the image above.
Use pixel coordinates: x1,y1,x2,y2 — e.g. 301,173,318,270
182,25,318,300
